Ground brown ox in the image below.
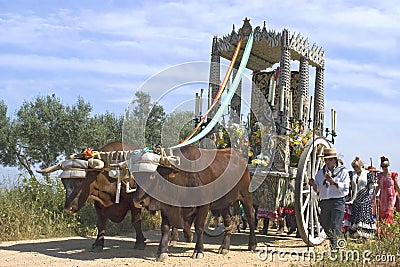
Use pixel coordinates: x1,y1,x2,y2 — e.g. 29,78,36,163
37,142,147,251
132,146,256,262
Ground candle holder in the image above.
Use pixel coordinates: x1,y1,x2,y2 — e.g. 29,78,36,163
272,110,293,135
307,117,312,130
278,110,284,124
325,127,337,144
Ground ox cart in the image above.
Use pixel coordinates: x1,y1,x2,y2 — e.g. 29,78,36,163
201,18,338,246
39,18,338,249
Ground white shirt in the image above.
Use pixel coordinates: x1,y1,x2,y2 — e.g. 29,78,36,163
351,169,368,193
314,164,350,200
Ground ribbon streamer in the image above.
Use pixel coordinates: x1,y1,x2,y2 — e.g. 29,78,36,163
179,36,244,144
170,32,254,149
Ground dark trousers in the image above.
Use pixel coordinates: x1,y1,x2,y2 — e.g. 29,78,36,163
319,197,345,248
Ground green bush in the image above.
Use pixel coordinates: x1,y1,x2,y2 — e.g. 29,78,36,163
0,174,161,241
0,175,78,241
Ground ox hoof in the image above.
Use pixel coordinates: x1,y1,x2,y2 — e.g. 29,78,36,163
218,247,229,255
134,242,146,250
191,251,204,259
156,253,168,262
248,244,257,251
89,245,104,252
169,240,177,247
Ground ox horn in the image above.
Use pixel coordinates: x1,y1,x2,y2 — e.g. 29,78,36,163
36,163,62,174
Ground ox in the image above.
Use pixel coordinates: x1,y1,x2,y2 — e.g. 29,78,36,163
37,142,148,251
132,146,256,261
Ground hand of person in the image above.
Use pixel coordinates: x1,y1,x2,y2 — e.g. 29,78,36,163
325,171,338,187
325,171,335,185
309,178,318,191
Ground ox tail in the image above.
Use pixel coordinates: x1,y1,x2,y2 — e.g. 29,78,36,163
36,163,62,174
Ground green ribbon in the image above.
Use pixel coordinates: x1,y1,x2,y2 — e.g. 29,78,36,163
170,32,254,149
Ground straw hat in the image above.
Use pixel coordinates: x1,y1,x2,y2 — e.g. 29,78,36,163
320,148,337,159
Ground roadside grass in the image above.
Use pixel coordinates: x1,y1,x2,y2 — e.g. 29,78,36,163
313,212,400,266
0,174,161,242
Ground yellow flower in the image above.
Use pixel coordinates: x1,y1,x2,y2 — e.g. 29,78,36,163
289,121,312,166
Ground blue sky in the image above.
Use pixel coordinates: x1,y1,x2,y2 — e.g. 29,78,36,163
1,0,400,175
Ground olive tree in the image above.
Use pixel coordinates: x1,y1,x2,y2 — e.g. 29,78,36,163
0,94,125,177
123,91,166,147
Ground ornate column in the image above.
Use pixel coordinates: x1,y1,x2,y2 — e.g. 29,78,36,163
313,66,325,136
278,29,291,133
298,56,309,123
208,36,221,118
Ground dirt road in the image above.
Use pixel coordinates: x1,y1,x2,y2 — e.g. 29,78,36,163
0,228,319,267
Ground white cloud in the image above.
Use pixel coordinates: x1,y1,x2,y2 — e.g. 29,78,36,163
0,54,162,76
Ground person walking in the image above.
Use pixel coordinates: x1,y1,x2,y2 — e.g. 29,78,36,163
377,156,400,224
308,148,350,249
348,157,377,238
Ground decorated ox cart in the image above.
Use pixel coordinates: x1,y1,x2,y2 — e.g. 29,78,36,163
201,18,338,246
39,18,338,250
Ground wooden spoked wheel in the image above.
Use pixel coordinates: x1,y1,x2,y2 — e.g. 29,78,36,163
204,210,225,237
204,205,238,237
294,136,331,246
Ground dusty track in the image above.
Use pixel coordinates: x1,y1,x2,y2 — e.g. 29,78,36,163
0,228,319,267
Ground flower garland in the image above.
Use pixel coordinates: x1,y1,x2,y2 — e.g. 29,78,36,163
249,122,273,167
215,123,249,152
209,121,274,167
82,147,100,159
289,120,312,166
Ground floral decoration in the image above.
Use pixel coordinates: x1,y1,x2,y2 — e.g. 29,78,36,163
289,120,312,166
82,147,100,159
249,122,273,167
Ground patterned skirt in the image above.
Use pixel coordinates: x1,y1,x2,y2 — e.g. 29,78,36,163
349,187,377,238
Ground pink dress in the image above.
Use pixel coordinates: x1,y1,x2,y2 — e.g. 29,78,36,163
378,172,398,223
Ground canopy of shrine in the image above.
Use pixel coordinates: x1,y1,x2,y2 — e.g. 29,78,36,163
216,18,324,70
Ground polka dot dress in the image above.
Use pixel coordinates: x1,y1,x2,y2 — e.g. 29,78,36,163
349,172,377,237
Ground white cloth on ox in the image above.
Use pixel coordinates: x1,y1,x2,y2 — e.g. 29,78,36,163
61,159,88,169
129,152,161,173
59,169,87,178
59,159,89,179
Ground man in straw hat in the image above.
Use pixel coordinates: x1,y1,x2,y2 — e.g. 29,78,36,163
309,148,350,250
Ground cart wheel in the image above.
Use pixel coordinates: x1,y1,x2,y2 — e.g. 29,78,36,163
204,210,225,237
204,206,238,237
295,136,330,246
